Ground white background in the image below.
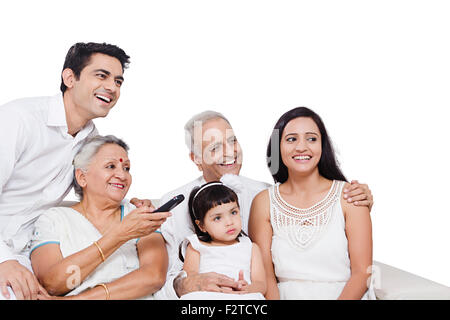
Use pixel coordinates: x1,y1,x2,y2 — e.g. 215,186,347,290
1,1,449,287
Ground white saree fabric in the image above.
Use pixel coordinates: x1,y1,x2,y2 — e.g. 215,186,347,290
30,203,153,299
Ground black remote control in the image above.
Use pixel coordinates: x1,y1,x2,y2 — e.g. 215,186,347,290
152,194,185,213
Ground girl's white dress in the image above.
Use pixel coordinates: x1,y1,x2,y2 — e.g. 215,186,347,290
29,203,154,299
269,180,376,300
180,234,265,300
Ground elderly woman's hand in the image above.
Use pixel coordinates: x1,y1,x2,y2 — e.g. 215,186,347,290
112,206,171,242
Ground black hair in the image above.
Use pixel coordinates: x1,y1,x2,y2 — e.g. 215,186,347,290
179,182,245,262
60,42,130,94
266,106,347,183
188,182,241,242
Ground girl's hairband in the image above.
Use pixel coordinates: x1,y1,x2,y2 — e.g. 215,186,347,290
192,182,223,219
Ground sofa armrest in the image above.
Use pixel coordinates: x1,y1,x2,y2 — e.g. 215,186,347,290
373,261,450,300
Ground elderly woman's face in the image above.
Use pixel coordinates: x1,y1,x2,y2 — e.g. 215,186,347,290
81,143,132,202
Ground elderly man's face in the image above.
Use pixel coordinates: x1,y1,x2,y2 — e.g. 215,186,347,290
191,118,243,182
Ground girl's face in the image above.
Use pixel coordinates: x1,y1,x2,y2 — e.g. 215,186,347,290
280,117,322,176
196,201,242,245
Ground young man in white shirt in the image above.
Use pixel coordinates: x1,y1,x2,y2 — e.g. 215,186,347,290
0,42,161,300
155,111,374,299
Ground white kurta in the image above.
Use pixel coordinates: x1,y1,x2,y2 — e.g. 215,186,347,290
30,203,153,299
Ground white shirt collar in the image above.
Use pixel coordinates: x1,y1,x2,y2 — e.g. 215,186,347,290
46,93,66,127
45,93,95,141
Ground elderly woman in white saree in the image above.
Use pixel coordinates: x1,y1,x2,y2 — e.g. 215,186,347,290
30,135,170,300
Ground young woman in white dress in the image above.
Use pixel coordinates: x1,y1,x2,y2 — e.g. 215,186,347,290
180,182,266,300
249,107,375,300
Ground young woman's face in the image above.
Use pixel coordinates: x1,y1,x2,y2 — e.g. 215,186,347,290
196,201,242,245
280,117,322,176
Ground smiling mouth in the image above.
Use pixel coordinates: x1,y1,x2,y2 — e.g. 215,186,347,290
110,183,125,189
293,155,311,161
219,159,237,167
95,94,112,104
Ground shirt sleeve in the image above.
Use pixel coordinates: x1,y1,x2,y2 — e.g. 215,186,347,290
0,241,16,265
0,108,27,195
159,193,179,268
153,270,183,300
29,211,61,256
0,107,27,263
152,193,183,299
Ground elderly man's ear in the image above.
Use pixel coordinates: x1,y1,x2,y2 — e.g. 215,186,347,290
190,152,203,172
75,168,87,188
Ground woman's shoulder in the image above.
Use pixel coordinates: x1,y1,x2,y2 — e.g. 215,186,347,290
253,188,271,203
251,188,271,212
337,180,351,200
34,206,80,233
39,206,77,220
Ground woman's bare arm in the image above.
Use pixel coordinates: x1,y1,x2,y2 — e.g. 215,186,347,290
249,190,279,300
338,183,373,300
71,232,168,300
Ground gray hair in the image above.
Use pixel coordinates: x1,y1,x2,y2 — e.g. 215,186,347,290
184,110,230,156
72,135,129,200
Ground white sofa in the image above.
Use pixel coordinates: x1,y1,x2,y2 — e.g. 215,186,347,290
371,261,450,300
60,199,450,300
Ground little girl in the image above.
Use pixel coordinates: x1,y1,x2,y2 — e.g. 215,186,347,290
180,181,266,300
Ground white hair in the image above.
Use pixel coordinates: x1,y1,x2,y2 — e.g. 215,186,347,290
184,110,230,155
72,135,129,199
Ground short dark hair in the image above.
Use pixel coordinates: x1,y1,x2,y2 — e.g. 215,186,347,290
267,106,347,184
188,182,240,242
60,42,130,94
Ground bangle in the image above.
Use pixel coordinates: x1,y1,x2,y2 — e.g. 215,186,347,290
96,283,110,300
93,241,105,262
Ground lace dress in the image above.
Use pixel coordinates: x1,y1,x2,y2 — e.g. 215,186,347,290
269,180,375,300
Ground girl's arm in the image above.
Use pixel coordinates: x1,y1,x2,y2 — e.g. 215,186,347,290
248,190,279,300
182,243,201,276
241,243,266,295
338,183,373,300
70,232,168,300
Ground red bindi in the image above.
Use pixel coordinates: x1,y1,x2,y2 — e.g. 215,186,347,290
119,158,123,162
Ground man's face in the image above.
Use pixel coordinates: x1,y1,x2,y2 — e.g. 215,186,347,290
191,118,243,182
66,53,124,119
